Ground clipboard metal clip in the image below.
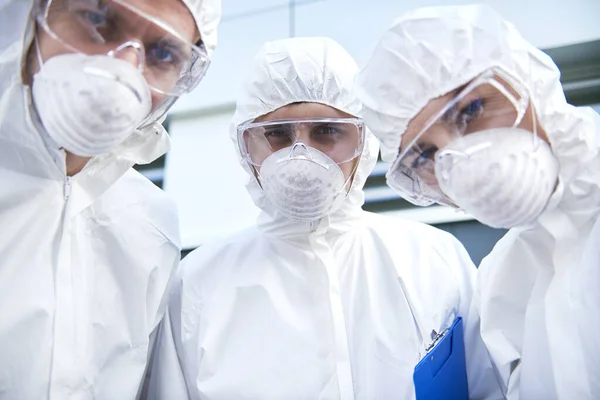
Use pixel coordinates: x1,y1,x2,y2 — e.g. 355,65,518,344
425,327,449,353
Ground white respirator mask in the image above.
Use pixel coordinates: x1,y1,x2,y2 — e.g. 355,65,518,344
238,116,365,221
258,144,351,221
30,0,213,157
435,128,559,228
32,51,151,157
386,68,560,229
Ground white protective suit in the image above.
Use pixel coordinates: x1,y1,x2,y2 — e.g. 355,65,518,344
147,37,500,399
0,0,220,399
355,5,600,399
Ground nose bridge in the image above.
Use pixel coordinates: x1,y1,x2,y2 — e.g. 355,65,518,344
289,141,310,157
437,109,459,132
423,120,461,149
108,40,145,71
292,123,312,145
428,120,453,136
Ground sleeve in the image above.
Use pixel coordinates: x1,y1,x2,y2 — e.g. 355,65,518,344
442,234,505,400
146,246,180,340
136,326,160,400
136,200,182,399
566,215,600,396
144,275,192,400
464,278,506,400
140,189,183,336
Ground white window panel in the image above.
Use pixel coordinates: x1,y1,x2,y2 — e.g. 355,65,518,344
294,0,600,67
382,205,474,225
170,8,290,115
294,0,416,67
222,0,291,19
364,186,398,203
370,160,390,177
164,111,261,249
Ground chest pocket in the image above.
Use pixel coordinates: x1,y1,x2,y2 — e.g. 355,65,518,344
397,274,460,361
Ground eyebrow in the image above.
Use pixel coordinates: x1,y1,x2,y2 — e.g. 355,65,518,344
452,78,478,98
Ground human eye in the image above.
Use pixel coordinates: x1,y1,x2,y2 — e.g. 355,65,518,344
312,123,346,139
264,127,288,138
70,0,111,41
147,40,186,69
410,144,438,169
262,125,293,148
71,0,108,27
318,125,340,135
80,9,106,26
457,98,484,125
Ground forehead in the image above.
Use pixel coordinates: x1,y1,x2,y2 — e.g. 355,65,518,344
255,102,354,122
402,72,522,145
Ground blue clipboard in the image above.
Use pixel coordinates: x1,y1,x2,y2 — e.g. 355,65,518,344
413,317,469,400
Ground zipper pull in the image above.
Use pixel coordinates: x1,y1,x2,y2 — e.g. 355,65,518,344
64,176,72,200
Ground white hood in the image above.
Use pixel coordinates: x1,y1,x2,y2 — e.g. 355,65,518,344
0,0,221,210
230,37,380,237
0,1,223,397
181,0,221,57
355,5,600,398
355,4,599,210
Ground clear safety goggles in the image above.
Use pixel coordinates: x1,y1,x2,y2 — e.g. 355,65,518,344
237,117,366,166
34,0,209,96
388,68,536,206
